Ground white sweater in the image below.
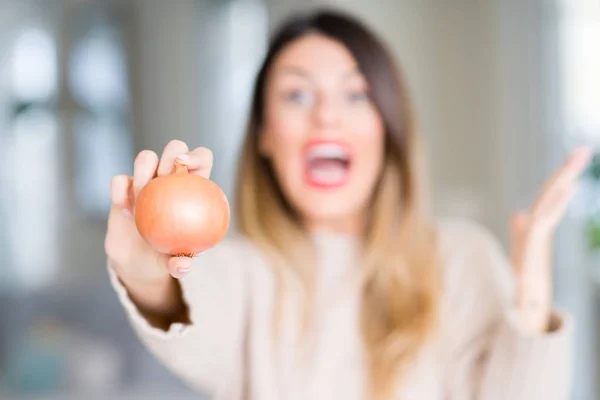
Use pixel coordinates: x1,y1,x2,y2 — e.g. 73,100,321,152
108,218,573,400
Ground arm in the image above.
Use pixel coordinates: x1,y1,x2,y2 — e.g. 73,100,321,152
108,235,255,398
105,141,254,396
440,219,573,400
109,263,189,331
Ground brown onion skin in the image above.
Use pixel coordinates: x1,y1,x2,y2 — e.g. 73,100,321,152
134,163,230,257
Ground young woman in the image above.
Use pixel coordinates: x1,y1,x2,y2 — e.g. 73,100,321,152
105,10,589,400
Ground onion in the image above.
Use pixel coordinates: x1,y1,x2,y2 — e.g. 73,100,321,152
134,162,230,257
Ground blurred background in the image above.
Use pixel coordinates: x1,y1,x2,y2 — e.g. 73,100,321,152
0,0,599,399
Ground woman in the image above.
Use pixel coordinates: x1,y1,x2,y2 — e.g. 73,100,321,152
105,9,589,400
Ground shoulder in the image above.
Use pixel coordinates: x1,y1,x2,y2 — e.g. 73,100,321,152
436,217,504,258
434,217,515,310
184,230,272,299
195,230,265,264
191,230,273,282
187,230,270,283
435,217,508,276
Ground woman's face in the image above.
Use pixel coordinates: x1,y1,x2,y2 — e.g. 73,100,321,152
260,33,386,234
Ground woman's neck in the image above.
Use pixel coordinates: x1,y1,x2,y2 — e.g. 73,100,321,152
304,213,366,237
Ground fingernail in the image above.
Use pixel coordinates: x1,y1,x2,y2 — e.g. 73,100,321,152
121,208,132,217
176,266,190,278
176,154,189,163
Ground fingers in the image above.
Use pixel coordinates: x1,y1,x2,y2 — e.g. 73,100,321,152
532,146,592,218
114,140,214,213
167,256,194,279
542,184,576,226
158,140,189,176
511,211,529,235
510,211,529,263
110,174,132,209
551,146,592,187
176,146,214,179
110,174,134,216
133,150,159,198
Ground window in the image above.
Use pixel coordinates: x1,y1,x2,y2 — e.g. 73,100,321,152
558,0,600,252
1,27,60,291
559,0,600,145
68,22,133,218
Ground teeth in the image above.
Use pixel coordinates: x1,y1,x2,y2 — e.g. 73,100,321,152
306,143,348,161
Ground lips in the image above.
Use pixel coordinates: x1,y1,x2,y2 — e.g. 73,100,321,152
303,140,352,189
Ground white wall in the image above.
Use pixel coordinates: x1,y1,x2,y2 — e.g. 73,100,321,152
129,0,203,153
130,0,268,200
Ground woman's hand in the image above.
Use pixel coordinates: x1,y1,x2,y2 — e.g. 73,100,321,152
510,146,593,334
104,140,214,317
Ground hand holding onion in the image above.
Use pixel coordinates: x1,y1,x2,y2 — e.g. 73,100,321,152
105,140,230,285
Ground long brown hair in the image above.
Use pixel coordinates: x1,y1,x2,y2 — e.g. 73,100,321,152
235,9,440,400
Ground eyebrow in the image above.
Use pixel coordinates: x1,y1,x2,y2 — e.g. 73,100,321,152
274,66,363,81
274,66,311,79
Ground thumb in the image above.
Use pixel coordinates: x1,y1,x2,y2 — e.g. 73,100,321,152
511,211,530,236
510,210,530,272
167,257,194,279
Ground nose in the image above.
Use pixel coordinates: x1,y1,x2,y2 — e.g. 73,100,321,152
313,93,341,129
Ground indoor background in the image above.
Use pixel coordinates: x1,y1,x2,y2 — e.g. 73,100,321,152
0,0,599,399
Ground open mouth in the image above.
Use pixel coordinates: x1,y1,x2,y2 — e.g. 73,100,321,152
303,140,352,189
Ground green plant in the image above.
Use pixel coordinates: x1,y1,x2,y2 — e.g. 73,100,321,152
586,213,600,251
586,153,600,181
584,152,600,251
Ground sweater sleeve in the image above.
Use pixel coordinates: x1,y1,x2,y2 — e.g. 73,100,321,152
107,234,258,399
439,219,574,400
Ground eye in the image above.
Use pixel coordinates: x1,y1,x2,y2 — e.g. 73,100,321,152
283,89,314,105
346,90,370,103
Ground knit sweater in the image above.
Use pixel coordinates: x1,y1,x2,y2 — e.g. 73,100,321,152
108,218,573,400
